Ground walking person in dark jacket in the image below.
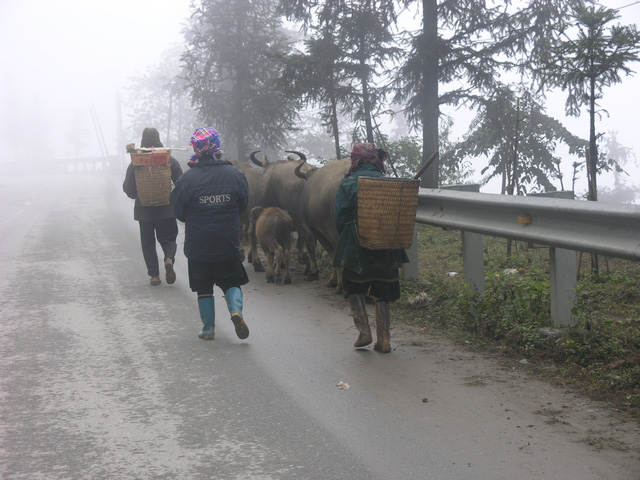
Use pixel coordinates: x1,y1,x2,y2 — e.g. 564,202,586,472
123,127,183,286
170,127,250,341
333,143,409,353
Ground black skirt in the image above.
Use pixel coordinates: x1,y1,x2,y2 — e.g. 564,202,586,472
188,258,249,293
342,267,401,302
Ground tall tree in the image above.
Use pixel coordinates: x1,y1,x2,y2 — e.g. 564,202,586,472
182,0,300,160
535,0,640,201
394,0,508,187
394,0,575,188
278,0,400,149
281,27,353,159
335,0,400,143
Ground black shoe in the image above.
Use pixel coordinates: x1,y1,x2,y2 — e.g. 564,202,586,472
165,259,176,285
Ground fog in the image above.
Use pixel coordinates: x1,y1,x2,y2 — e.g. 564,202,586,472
1,0,639,197
0,0,191,163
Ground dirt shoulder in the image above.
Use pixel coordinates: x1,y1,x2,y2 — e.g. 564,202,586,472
392,321,640,460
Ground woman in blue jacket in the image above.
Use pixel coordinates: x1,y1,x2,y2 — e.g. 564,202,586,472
170,127,250,341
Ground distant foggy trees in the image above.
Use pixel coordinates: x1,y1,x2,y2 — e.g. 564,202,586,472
599,131,638,204
181,0,300,160
126,44,196,147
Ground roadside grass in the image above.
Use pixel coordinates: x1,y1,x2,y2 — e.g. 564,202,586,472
392,224,640,421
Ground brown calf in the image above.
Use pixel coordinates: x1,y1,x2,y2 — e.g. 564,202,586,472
249,206,294,284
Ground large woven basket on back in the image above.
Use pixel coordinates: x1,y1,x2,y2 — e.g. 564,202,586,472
131,151,171,207
357,177,420,250
134,165,172,207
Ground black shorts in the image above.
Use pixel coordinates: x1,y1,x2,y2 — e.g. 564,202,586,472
188,258,249,294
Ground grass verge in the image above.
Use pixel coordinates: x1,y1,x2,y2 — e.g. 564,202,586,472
392,224,640,421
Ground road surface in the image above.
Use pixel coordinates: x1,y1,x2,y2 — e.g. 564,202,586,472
0,171,638,479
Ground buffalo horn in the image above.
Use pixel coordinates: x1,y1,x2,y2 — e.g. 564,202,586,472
294,160,308,180
250,150,266,168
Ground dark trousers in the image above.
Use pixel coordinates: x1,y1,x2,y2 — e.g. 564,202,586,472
139,218,178,277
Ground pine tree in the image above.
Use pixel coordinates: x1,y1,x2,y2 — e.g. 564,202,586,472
393,0,575,187
278,0,400,152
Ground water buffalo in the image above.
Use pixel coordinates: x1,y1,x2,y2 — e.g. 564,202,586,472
295,159,350,293
228,159,262,261
247,150,319,280
250,206,293,285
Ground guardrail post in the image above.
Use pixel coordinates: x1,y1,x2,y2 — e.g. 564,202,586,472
529,191,577,328
442,184,485,295
462,231,485,295
549,247,578,327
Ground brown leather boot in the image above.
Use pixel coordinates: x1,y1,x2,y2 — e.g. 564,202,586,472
348,294,372,348
373,301,391,353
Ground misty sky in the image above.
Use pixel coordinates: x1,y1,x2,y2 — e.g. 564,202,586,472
0,0,191,160
1,0,639,193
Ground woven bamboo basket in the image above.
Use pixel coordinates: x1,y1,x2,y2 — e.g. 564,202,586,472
130,150,170,166
134,165,172,207
357,177,420,250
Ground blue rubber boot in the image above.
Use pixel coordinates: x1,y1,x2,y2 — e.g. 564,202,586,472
197,295,216,340
224,287,249,339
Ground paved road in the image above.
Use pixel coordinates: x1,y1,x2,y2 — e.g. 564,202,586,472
1,171,639,479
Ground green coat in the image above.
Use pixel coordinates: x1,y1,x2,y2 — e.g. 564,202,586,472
333,164,409,276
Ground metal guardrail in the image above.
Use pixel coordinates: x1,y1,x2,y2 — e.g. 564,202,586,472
415,188,640,261
408,187,640,327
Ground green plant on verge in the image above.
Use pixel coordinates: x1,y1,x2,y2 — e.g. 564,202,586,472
458,270,551,355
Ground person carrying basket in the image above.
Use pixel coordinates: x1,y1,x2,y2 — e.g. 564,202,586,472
123,127,183,286
333,143,410,353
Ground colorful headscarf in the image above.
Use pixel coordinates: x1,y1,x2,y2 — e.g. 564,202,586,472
189,127,222,162
346,142,387,177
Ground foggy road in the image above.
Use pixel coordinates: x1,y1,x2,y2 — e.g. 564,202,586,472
1,171,639,479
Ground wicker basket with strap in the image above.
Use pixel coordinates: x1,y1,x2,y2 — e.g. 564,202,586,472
134,165,172,207
356,177,420,250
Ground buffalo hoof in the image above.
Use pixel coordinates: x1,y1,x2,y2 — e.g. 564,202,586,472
305,271,320,281
275,274,283,285
253,263,265,272
266,274,275,283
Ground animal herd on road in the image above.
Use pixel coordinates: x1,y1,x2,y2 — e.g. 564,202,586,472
233,151,349,292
